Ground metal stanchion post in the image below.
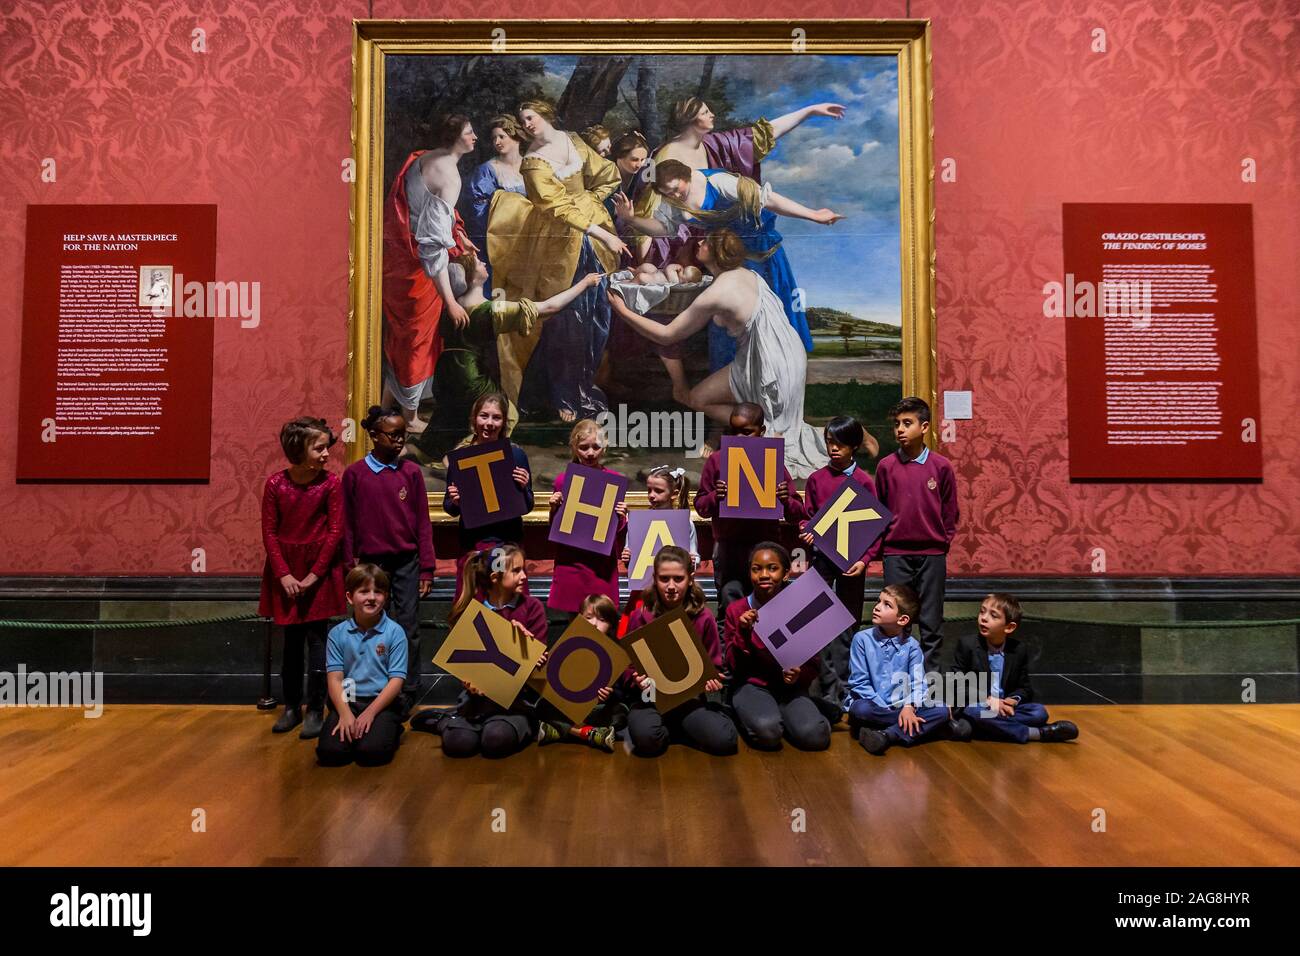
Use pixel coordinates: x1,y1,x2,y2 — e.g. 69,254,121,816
257,619,279,710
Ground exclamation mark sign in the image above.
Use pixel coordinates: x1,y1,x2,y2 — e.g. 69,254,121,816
767,591,834,649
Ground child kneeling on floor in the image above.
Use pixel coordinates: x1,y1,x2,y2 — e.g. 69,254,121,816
317,563,408,767
724,542,831,751
435,543,549,759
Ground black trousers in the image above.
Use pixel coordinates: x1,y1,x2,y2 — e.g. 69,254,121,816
732,682,831,751
712,539,754,614
316,698,404,766
360,550,422,700
883,553,947,671
626,697,737,757
811,552,867,714
281,619,327,711
438,694,536,759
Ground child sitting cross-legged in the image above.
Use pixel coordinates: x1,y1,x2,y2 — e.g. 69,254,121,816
847,584,952,756
948,593,1078,744
535,593,625,752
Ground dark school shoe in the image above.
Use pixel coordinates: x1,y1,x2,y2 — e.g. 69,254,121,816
1039,720,1079,743
299,709,325,739
272,707,302,734
857,727,891,755
948,716,973,741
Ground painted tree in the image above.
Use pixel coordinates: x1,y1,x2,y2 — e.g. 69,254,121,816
557,56,633,131
697,55,716,98
614,58,663,145
382,54,546,191
634,61,660,144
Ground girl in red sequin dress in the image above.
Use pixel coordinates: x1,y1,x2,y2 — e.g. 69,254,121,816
259,417,346,738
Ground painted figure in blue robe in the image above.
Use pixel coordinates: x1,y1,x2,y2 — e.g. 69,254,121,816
458,115,529,293
614,159,844,370
628,97,848,372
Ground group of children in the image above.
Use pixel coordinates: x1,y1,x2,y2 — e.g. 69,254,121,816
258,403,436,758
259,392,1077,767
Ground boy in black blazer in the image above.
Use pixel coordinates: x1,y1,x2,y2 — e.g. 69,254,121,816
949,593,1077,743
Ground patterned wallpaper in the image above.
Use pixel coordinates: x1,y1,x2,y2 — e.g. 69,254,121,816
0,0,1295,575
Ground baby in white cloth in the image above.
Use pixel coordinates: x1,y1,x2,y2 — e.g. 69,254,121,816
631,262,704,286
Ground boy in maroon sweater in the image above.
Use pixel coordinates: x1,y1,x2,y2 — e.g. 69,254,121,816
799,415,879,717
873,397,959,670
342,406,437,716
694,403,806,613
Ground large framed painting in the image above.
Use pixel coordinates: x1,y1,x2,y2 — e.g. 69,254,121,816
349,19,935,514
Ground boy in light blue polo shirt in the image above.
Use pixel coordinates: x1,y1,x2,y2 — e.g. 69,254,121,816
847,584,951,756
317,563,409,767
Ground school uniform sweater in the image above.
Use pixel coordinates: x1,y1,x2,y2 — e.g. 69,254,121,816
483,592,549,646
694,452,807,551
873,447,959,556
799,461,880,564
341,457,436,579
722,594,817,691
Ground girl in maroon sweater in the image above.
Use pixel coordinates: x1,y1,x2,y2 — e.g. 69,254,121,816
260,417,346,739
624,546,737,757
435,543,549,758
724,542,831,751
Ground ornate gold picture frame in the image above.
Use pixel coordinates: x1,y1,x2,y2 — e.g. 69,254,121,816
349,19,935,521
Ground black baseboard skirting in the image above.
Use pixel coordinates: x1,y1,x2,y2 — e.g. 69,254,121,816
1,575,1298,603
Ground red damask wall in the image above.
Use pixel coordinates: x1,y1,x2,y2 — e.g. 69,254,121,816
1,0,1296,576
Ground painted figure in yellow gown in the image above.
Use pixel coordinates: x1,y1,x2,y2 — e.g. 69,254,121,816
487,99,630,423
